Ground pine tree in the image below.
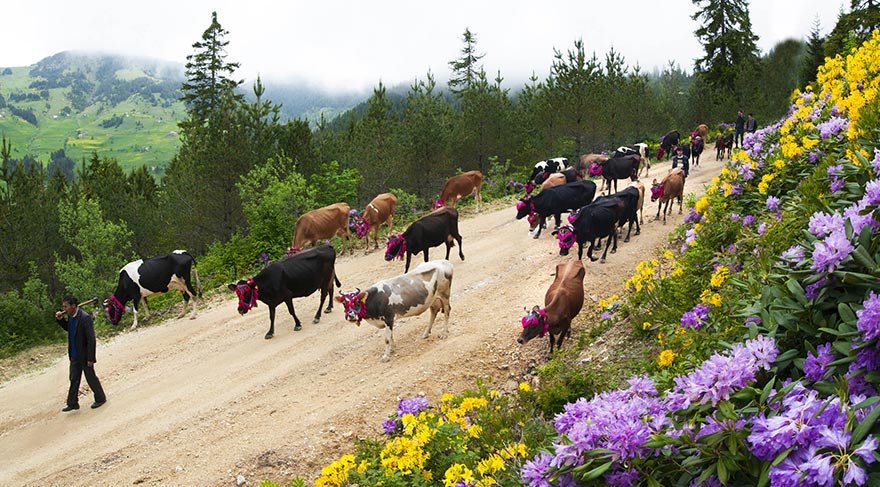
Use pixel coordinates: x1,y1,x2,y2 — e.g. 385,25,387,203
180,11,243,125
448,28,485,96
824,1,880,58
691,0,760,92
801,18,826,87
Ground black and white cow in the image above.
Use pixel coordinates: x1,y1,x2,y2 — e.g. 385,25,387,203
515,180,597,238
228,244,341,339
529,157,569,185
336,260,453,362
104,250,200,329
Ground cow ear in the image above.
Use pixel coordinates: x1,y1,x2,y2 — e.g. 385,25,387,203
357,291,367,301
334,295,344,302
227,283,237,291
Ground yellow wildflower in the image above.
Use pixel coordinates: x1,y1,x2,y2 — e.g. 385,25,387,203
658,349,676,368
642,321,652,330
695,196,710,214
444,464,475,487
773,159,785,170
710,266,730,288
316,454,356,487
518,382,531,393
663,250,675,260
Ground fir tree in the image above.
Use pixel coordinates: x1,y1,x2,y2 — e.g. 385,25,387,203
180,11,243,125
448,28,485,96
801,17,826,86
691,0,760,92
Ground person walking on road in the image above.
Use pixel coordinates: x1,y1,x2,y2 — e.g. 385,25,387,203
734,110,746,148
56,295,107,412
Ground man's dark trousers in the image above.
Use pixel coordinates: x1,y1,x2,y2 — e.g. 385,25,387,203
68,361,106,407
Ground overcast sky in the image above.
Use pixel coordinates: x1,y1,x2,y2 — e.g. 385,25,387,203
4,0,846,93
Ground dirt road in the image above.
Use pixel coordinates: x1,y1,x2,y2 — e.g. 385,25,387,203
0,152,720,486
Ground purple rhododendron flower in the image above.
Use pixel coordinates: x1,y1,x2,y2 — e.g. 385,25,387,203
766,196,781,212
781,245,805,263
805,277,827,300
680,304,711,330
757,222,768,235
811,230,854,273
830,177,846,193
857,291,880,342
865,179,880,205
845,197,879,235
382,419,399,434
827,164,843,177
809,211,845,238
601,311,613,320
730,213,741,222
684,208,702,224
804,343,835,381
397,396,429,416
818,117,849,140
745,315,762,327
522,452,553,487
605,468,640,486
873,148,880,176
742,214,755,227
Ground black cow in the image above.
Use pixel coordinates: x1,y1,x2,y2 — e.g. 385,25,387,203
657,130,681,160
529,157,568,184
516,180,597,239
385,207,464,273
716,133,734,160
104,250,200,330
557,197,625,262
691,136,705,167
597,154,640,195
228,244,340,339
613,186,641,242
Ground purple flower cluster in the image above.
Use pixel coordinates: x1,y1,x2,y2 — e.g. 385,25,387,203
522,377,666,486
804,343,835,381
666,336,777,410
749,382,879,486
805,277,827,300
742,214,755,227
397,396,429,416
766,196,781,212
757,222,768,235
684,208,702,224
382,418,399,434
809,149,824,164
745,315,762,327
873,148,880,176
680,303,711,329
743,122,781,159
857,291,880,341
817,116,849,140
828,163,845,193
806,210,854,273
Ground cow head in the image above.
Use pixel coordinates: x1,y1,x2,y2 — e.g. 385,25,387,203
518,306,548,344
556,225,577,256
385,233,407,261
336,289,367,325
354,219,371,239
588,162,603,176
656,147,666,160
433,199,445,209
524,181,536,195
650,179,664,202
228,278,259,314
103,295,125,326
515,197,533,220
534,170,551,185
527,211,541,232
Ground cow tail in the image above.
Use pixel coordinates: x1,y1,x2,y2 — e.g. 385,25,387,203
334,270,341,287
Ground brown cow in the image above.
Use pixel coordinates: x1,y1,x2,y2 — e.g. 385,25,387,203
580,153,609,168
693,124,709,140
292,203,352,254
539,172,567,192
359,193,397,249
650,168,685,224
518,260,585,354
436,171,483,211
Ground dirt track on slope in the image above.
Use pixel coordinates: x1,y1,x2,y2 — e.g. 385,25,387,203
0,150,721,486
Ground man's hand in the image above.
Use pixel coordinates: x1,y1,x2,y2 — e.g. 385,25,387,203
55,311,64,320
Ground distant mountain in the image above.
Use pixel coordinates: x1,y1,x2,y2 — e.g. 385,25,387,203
0,52,367,173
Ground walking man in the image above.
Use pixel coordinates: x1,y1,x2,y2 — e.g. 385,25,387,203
734,110,746,148
56,295,107,412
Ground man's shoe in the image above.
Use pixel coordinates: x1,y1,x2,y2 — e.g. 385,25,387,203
90,400,106,409
62,405,79,412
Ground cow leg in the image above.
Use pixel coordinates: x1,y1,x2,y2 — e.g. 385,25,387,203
577,242,584,261
634,216,641,236
553,213,561,230
423,300,441,339
140,297,151,319
284,299,303,331
130,305,139,330
176,292,189,318
314,288,326,324
678,195,684,214
404,252,412,273
624,220,633,243
595,238,602,250
382,318,395,362
549,333,556,354
324,273,335,314
266,307,276,339
587,241,598,262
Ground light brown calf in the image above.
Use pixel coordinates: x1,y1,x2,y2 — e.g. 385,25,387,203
651,168,685,224
361,193,397,249
518,260,585,354
292,203,352,253
539,172,567,191
438,171,483,211
629,179,646,224
694,124,709,140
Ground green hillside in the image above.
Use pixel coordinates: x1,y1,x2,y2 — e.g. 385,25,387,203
0,52,185,174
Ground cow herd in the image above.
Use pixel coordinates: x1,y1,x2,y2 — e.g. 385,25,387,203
99,130,704,361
